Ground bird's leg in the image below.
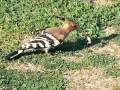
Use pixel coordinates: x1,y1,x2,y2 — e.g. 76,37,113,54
44,48,55,56
44,48,49,54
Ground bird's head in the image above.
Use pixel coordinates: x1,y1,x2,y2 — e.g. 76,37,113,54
55,16,78,31
63,19,78,30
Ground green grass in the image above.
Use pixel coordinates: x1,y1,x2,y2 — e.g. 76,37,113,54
1,0,120,90
0,69,65,90
106,66,120,78
114,86,120,90
83,54,117,68
113,26,120,46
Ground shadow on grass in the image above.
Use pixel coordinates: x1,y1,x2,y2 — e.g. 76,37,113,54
5,34,118,60
52,34,118,52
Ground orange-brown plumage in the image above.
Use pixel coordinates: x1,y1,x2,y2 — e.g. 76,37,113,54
45,19,78,42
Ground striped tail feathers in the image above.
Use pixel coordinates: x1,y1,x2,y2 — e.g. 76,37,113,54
5,48,24,60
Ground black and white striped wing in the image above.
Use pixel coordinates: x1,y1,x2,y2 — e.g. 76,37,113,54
22,33,60,50
5,31,61,60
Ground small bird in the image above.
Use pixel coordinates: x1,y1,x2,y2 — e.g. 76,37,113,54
5,17,78,60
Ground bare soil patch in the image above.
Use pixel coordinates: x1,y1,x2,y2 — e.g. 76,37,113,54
64,68,120,90
92,0,114,7
103,26,116,36
89,41,120,58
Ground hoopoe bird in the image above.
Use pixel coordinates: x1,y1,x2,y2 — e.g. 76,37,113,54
6,17,78,60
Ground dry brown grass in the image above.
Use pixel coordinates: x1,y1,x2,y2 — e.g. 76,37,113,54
89,41,120,58
62,54,85,63
64,68,120,90
103,26,116,36
93,0,114,7
0,86,17,90
6,61,45,72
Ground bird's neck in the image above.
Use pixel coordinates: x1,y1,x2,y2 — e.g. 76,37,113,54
62,24,73,34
